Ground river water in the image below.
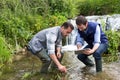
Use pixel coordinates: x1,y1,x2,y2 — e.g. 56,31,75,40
63,51,120,80
0,50,120,80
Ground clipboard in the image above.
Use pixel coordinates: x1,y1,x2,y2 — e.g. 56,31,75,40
74,48,90,54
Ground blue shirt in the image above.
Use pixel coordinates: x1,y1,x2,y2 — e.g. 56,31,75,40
76,22,108,46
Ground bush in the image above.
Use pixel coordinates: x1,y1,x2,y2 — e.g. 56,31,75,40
0,13,32,47
77,0,120,15
0,35,12,64
48,13,67,27
103,30,120,62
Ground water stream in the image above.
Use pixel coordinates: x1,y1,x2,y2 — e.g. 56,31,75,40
0,48,120,80
63,51,120,80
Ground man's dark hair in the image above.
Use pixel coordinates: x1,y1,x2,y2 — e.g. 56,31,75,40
61,22,74,30
76,15,87,25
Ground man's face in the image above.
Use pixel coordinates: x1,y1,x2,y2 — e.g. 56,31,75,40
77,22,87,31
61,27,73,37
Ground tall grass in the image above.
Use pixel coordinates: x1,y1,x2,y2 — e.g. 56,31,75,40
104,31,120,62
0,0,78,48
77,0,120,15
0,35,11,64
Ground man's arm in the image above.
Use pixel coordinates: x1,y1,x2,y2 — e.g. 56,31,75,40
49,54,66,73
56,47,61,58
82,25,101,55
46,32,67,73
76,32,84,49
92,25,101,52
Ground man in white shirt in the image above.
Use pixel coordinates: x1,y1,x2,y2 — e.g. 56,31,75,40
27,22,74,73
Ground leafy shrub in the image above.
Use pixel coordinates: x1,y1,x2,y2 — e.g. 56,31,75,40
0,35,11,64
103,30,120,62
48,13,67,27
77,0,120,15
0,13,32,47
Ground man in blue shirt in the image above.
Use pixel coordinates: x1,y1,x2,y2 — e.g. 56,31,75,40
75,16,108,72
27,22,74,73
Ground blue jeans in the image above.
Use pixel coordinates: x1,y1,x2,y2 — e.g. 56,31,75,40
77,43,108,61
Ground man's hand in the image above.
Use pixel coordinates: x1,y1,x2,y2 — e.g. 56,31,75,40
56,52,61,59
58,65,67,73
82,48,94,55
49,53,67,73
77,44,82,49
82,43,99,55
56,47,61,59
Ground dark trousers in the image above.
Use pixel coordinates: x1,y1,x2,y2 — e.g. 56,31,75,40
77,43,108,72
35,49,64,73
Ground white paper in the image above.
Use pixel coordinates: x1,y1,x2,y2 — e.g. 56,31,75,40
61,44,88,52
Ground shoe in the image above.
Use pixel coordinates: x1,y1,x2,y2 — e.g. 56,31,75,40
40,62,51,74
83,58,94,67
95,59,102,72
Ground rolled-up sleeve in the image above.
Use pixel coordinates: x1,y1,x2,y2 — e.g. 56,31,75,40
93,25,101,45
76,32,84,46
56,41,62,48
46,32,57,54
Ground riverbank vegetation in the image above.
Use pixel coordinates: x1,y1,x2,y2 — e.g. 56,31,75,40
103,30,120,62
0,0,120,79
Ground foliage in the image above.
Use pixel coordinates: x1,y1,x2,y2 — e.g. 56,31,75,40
30,15,49,33
48,13,67,27
0,13,32,47
48,0,79,18
0,0,75,48
0,35,12,64
22,72,32,79
103,30,120,62
31,14,67,33
77,0,120,16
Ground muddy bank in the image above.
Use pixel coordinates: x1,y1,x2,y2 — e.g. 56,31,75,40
104,61,120,80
